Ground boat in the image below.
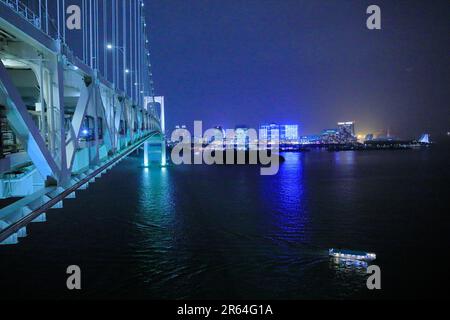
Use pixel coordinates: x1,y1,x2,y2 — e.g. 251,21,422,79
329,249,376,262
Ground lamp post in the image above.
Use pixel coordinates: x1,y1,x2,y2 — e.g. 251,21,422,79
107,44,128,95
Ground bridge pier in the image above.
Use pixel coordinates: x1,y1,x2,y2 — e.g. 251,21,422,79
143,135,167,167
143,96,166,167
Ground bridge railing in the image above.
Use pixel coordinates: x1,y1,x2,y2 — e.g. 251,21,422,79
1,0,157,122
0,0,59,40
1,0,41,29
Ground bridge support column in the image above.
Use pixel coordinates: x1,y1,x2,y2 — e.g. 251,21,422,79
144,141,149,167
158,97,166,166
143,134,166,167
161,137,167,167
54,56,69,184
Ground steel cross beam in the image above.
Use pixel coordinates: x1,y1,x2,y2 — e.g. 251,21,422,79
0,59,60,182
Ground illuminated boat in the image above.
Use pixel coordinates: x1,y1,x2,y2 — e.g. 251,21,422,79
329,249,376,262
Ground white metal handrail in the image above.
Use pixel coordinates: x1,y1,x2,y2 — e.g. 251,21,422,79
1,0,42,30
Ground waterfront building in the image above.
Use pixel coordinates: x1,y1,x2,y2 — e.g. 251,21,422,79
260,123,278,143
224,129,235,149
260,124,299,144
321,129,340,144
235,125,249,150
337,121,356,136
300,135,321,145
320,122,358,144
419,134,430,144
281,125,299,142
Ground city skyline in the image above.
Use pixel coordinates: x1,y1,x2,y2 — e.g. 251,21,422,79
146,0,449,137
172,119,412,141
24,0,448,138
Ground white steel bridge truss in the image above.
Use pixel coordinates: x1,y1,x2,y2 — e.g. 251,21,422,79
0,1,164,244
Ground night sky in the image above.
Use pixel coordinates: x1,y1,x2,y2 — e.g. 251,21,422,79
145,0,449,138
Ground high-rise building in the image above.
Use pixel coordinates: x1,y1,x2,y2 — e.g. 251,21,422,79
260,124,277,142
337,121,356,136
281,125,299,142
235,125,249,150
321,129,340,144
260,124,299,143
321,125,357,144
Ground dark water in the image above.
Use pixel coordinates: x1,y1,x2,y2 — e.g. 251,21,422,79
1,145,449,299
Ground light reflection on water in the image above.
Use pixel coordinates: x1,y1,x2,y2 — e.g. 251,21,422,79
261,152,310,244
125,151,368,299
0,147,449,299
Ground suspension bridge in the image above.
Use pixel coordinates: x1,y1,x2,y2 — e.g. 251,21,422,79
0,0,165,244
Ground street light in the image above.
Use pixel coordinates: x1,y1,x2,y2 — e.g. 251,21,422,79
107,44,125,54
107,44,128,94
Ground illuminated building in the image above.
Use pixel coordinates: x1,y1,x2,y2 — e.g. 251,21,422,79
281,125,299,142
419,134,430,144
300,135,321,145
337,121,356,136
235,125,249,150
259,124,278,142
321,129,340,144
260,124,299,144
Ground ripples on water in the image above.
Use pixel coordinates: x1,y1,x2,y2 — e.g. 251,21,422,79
0,145,449,299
